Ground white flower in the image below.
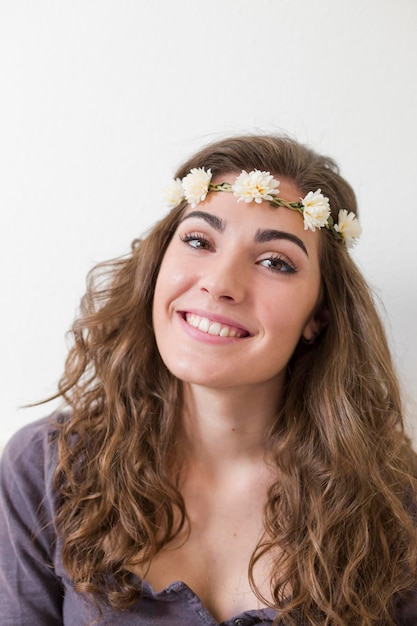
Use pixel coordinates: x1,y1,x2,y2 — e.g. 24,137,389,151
163,178,185,208
334,209,362,248
232,170,280,204
181,167,212,208
301,189,331,232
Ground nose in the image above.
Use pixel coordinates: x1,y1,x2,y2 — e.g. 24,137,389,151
199,254,246,303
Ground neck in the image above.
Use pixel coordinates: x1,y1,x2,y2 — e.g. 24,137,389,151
178,382,282,470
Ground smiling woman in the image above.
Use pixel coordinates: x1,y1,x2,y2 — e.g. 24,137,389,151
1,135,417,626
153,180,322,394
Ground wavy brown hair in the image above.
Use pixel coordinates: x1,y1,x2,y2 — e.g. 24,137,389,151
53,135,417,624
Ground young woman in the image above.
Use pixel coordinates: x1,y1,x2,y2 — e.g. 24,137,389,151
1,135,417,625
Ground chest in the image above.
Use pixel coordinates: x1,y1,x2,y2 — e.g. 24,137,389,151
134,483,276,622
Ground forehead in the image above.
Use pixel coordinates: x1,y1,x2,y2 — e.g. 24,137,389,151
182,177,320,250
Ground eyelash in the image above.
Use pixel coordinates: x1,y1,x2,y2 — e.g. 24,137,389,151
180,232,212,250
258,255,296,274
179,231,297,274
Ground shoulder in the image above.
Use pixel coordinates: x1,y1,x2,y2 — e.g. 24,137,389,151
1,413,62,482
0,414,68,623
0,412,69,527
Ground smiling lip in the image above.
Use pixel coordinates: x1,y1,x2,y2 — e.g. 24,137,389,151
180,311,251,339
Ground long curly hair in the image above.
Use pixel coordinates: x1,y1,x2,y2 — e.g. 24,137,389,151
53,135,417,625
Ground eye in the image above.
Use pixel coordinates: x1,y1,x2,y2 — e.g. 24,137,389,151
180,232,213,250
258,255,296,274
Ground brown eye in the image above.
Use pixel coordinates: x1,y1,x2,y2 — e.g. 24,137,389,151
180,233,212,250
258,256,296,274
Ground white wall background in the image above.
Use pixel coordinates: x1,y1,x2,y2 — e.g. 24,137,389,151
1,0,416,448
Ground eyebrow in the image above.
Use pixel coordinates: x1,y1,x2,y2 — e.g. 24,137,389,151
180,210,308,256
180,210,225,232
255,228,308,256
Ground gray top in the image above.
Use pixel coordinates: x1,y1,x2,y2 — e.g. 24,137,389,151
0,417,416,625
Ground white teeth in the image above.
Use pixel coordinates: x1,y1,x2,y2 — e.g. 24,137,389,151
184,313,244,338
208,322,222,335
198,317,210,332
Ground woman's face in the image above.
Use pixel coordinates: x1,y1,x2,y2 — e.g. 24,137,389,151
152,176,323,396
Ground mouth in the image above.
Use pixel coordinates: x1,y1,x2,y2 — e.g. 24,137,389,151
182,312,250,339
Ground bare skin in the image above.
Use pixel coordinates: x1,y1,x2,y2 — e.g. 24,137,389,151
134,385,280,622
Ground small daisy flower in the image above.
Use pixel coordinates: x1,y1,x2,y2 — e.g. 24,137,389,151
232,170,280,204
181,167,212,208
301,189,331,232
163,178,185,208
334,209,362,248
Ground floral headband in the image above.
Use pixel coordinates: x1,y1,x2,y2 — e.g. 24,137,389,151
164,168,361,248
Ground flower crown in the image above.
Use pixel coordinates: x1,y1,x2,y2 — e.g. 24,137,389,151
164,168,361,248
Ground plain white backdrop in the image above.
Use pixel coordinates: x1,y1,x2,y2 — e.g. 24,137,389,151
1,0,416,448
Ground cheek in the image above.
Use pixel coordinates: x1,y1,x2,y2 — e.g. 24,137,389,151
153,251,194,319
152,273,171,353
154,260,189,305
262,283,320,336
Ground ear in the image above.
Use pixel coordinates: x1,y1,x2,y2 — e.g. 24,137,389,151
302,305,329,343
